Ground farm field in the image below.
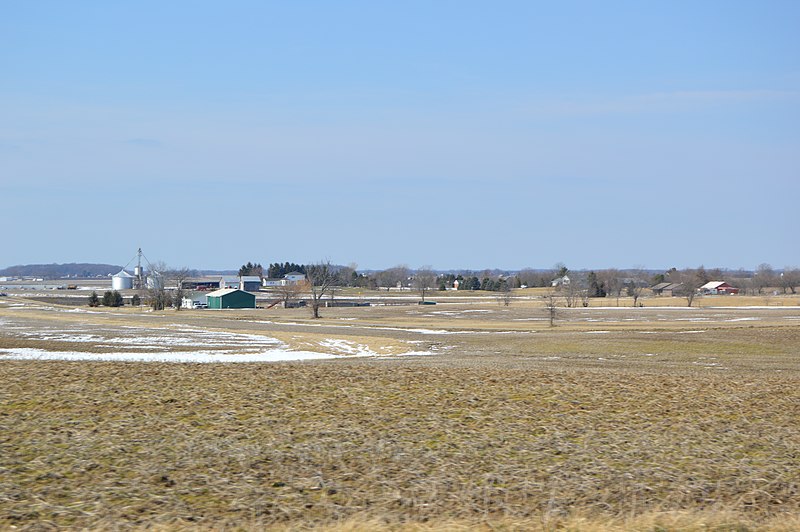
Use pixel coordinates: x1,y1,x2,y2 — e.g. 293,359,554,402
1,294,799,530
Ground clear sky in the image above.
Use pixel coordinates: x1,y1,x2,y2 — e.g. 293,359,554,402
2,1,798,272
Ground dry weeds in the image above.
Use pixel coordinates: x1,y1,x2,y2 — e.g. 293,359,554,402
1,296,799,529
2,360,799,530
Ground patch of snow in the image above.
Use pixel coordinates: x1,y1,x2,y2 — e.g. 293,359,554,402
319,339,376,356
0,347,338,363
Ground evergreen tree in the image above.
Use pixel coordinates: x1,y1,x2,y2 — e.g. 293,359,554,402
88,291,99,307
465,276,481,290
238,262,263,277
112,290,123,307
587,271,606,298
131,294,141,306
267,262,305,279
102,291,114,307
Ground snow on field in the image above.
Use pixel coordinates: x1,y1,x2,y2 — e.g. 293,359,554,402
0,316,435,363
0,347,339,363
429,309,494,316
319,339,376,356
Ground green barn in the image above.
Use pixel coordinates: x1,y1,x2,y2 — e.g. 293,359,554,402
206,288,256,309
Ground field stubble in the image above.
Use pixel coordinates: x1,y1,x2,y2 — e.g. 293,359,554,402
1,296,799,529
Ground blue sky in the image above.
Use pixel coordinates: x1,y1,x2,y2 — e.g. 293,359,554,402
2,1,798,271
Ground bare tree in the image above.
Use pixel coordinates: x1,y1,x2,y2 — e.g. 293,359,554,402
377,265,410,291
166,267,192,311
674,268,704,307
335,262,359,287
580,287,590,308
544,294,558,327
754,263,776,295
626,268,647,307
413,266,437,302
780,267,799,295
497,281,513,306
563,279,581,308
306,261,336,318
274,280,304,308
145,260,170,310
599,269,623,306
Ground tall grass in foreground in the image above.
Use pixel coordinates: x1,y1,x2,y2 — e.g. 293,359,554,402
2,360,798,530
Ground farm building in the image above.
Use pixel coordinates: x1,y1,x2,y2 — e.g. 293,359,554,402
219,276,241,289
284,271,306,283
262,272,307,287
700,281,739,295
218,276,262,291
652,282,683,296
206,288,256,309
181,277,223,291
239,276,262,292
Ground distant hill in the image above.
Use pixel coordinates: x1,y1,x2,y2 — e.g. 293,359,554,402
199,270,238,276
0,263,123,279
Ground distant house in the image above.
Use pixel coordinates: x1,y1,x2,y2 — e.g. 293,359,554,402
206,288,256,309
262,272,306,287
284,271,306,283
651,282,683,296
551,275,570,287
700,281,739,295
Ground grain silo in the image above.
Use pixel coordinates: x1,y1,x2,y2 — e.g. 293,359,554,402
112,269,135,290
146,271,164,289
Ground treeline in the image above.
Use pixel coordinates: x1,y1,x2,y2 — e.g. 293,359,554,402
239,260,800,295
88,291,141,307
266,262,306,278
238,262,309,279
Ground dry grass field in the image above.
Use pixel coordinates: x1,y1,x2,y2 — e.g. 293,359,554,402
1,293,799,530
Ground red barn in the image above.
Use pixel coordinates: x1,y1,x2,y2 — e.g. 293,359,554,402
700,281,739,295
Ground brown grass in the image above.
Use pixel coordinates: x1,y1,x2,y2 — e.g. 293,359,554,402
2,361,798,530
1,296,799,529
